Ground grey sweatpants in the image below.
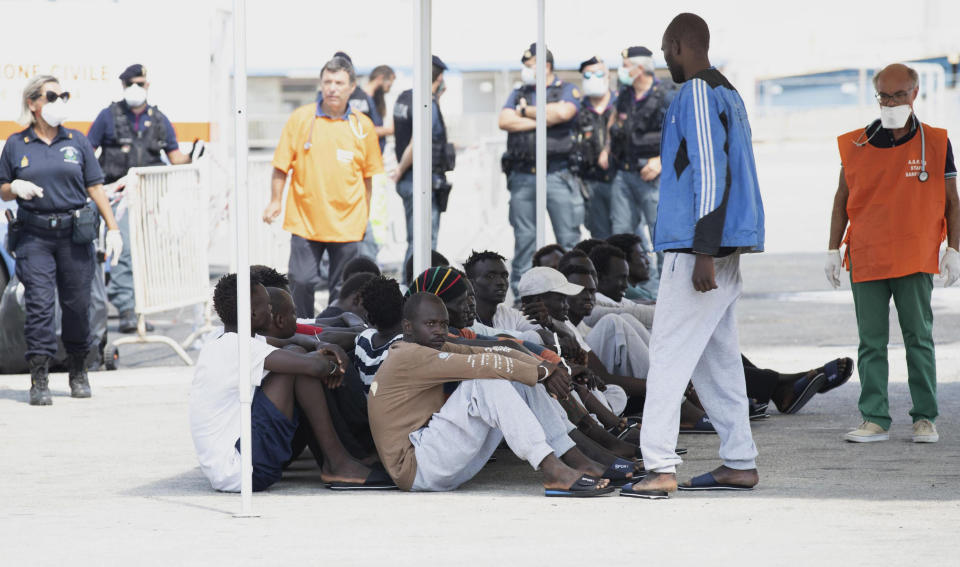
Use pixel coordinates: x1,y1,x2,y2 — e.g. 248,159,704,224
639,252,758,473
585,313,651,380
410,379,577,492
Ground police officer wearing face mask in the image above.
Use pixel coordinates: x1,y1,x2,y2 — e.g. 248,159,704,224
573,56,618,239
498,43,583,297
609,46,676,294
87,64,197,334
390,55,453,267
0,75,122,405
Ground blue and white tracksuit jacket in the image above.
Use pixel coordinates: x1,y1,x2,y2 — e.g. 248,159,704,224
654,68,765,255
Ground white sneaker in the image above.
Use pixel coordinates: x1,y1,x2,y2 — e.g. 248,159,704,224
912,419,939,443
844,421,889,443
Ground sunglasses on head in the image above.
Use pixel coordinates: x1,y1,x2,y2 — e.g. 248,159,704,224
32,91,70,103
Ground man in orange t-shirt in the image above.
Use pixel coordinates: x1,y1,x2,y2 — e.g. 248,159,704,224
263,56,384,317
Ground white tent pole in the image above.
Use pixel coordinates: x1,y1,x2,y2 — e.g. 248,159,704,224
535,0,546,248
232,0,256,518
412,0,433,277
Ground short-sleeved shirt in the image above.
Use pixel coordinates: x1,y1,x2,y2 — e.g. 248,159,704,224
353,328,403,388
189,332,277,492
87,103,180,153
348,87,385,153
502,77,580,150
393,89,445,164
272,98,384,242
0,126,104,213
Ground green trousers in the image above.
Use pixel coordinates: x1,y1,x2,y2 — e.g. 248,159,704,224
850,272,937,429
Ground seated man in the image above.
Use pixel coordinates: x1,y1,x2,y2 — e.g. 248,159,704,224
532,244,566,270
606,232,656,301
463,250,550,344
585,244,655,328
573,238,604,255
318,271,376,321
402,249,449,287
341,255,381,281
368,292,613,497
189,274,393,492
354,275,405,390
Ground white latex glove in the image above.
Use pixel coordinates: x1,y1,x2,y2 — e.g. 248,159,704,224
10,179,44,200
941,247,960,287
105,229,123,267
825,249,842,289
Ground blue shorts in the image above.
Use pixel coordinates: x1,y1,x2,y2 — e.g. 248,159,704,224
235,387,299,491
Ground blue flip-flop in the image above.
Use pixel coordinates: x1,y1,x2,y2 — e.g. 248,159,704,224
678,472,754,492
680,415,716,434
784,372,828,414
818,358,854,393
619,481,670,499
545,474,615,498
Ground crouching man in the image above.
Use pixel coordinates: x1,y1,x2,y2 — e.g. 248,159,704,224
368,293,613,497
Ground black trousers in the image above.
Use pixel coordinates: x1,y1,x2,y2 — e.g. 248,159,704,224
15,228,94,359
287,235,360,318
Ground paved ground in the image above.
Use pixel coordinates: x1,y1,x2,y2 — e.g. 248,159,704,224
2,252,959,565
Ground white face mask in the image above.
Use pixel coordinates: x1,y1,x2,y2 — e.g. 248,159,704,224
40,99,68,127
520,65,537,86
123,84,148,107
618,65,634,86
582,76,609,97
879,104,912,129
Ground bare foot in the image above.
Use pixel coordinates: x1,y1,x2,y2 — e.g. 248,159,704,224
541,454,611,491
319,459,373,484
706,465,759,488
623,471,677,494
561,448,612,478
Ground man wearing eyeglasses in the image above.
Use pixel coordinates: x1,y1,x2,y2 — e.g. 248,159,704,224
87,64,195,334
828,63,960,444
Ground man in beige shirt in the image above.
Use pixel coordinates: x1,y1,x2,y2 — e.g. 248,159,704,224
368,293,613,497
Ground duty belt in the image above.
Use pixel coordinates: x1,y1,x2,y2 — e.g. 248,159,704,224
18,208,78,231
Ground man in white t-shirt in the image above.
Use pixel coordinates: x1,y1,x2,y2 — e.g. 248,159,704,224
189,274,394,492
584,244,655,329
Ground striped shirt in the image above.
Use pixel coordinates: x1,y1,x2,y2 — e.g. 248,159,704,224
353,328,403,389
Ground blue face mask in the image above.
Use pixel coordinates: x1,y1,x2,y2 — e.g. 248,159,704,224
617,66,634,86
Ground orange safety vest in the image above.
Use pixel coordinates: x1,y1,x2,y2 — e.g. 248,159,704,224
837,123,947,283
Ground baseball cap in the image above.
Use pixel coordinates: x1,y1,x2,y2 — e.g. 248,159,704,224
518,267,583,298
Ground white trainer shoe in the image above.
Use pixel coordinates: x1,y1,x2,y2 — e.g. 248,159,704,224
844,421,889,443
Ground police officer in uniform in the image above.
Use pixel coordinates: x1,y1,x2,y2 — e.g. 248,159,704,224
609,46,676,291
498,43,583,297
390,55,453,267
87,64,194,333
574,56,618,239
0,75,123,405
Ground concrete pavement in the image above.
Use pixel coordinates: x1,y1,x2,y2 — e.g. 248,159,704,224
2,252,959,566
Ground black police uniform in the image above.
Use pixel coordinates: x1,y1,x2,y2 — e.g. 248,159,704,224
574,90,618,238
393,87,454,263
0,126,104,360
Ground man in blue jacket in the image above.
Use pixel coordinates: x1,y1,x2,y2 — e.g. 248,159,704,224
621,13,765,500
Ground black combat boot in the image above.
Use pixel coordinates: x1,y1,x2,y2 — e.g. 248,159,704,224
28,355,52,406
67,351,92,398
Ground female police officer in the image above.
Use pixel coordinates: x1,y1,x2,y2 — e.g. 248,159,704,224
0,75,122,406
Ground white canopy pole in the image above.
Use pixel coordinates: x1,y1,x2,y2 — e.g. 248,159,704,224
232,0,256,518
535,0,546,248
412,0,433,277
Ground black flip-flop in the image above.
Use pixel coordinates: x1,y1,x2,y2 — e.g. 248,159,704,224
325,469,398,491
675,447,687,456
818,358,854,393
619,481,670,500
601,458,637,487
678,472,754,492
749,400,770,420
545,474,615,498
680,415,717,434
783,372,828,414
